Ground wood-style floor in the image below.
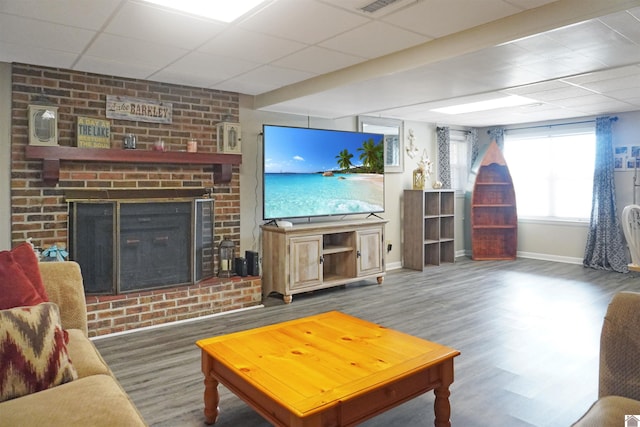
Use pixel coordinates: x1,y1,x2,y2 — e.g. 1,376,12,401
94,257,640,427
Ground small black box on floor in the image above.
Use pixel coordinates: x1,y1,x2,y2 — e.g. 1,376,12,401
246,250,259,276
234,257,248,277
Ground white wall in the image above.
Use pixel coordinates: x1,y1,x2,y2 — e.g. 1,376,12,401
0,62,11,250
238,95,449,270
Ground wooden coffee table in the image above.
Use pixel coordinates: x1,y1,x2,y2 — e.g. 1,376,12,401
196,311,460,427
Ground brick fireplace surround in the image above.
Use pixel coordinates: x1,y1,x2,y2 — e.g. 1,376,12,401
10,64,261,337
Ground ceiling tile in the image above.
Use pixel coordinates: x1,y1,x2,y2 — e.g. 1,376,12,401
238,0,369,45
382,0,522,38
103,2,225,50
219,64,315,95
578,74,640,93
0,14,95,54
74,56,159,80
319,20,428,58
511,34,575,59
562,65,640,85
0,0,119,30
198,27,306,64
0,42,78,69
518,85,596,102
154,51,259,83
84,33,187,68
598,10,640,44
272,46,365,74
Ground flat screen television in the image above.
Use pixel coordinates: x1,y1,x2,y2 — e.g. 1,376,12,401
262,124,385,221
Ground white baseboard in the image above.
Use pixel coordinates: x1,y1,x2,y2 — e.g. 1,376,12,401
386,261,403,271
461,249,582,265
516,251,583,265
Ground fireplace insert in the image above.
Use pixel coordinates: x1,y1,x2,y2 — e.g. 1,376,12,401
68,197,214,295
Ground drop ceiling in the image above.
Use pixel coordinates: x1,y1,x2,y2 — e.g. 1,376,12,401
1,0,640,127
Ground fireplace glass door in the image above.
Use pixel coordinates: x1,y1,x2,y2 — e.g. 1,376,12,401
69,198,214,295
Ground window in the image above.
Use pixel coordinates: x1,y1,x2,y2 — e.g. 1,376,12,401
449,130,470,192
503,123,595,221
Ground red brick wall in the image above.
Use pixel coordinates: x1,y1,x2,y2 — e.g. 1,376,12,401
85,276,262,338
10,63,260,336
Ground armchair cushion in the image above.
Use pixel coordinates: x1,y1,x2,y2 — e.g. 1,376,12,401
572,395,640,427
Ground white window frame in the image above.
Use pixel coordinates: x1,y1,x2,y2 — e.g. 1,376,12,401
503,122,595,222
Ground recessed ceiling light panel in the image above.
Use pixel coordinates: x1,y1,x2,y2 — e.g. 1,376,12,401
142,0,266,22
430,95,538,115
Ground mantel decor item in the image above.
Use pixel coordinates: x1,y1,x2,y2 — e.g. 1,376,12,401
187,138,198,153
28,104,58,146
413,169,426,189
77,117,111,148
106,95,172,124
412,149,432,190
123,133,136,149
218,237,235,278
216,122,241,154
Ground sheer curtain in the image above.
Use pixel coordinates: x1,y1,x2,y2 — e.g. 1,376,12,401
583,116,628,273
487,127,505,150
437,126,451,188
470,128,479,167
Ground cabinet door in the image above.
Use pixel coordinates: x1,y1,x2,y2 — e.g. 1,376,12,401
289,235,323,290
356,228,384,276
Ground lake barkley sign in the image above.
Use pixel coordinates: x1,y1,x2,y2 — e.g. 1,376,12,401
106,95,172,124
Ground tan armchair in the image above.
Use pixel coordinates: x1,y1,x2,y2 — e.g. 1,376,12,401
572,291,640,426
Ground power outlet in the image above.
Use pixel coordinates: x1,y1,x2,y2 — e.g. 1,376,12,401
387,242,392,252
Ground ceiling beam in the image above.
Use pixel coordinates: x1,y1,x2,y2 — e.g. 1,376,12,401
253,0,640,110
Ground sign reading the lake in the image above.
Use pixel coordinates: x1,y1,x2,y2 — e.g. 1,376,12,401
76,116,111,148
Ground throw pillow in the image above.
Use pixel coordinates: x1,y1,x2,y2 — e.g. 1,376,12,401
0,251,44,310
0,302,78,402
10,242,48,301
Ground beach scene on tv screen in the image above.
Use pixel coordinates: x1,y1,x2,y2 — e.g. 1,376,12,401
264,126,384,220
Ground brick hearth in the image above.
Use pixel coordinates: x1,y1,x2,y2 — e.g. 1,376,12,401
85,275,261,337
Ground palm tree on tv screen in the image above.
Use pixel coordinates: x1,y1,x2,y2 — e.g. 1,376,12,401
357,138,384,174
336,149,354,172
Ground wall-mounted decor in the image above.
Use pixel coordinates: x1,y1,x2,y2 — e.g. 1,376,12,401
106,95,172,124
614,145,640,170
216,122,241,154
28,104,58,146
76,116,111,148
358,116,403,173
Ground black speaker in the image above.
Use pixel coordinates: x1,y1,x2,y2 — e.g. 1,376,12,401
246,250,259,276
234,257,248,277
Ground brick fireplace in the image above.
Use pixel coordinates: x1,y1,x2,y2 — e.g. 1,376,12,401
10,64,261,336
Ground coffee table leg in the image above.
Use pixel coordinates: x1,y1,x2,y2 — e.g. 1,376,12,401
202,352,220,424
433,386,451,427
203,372,220,424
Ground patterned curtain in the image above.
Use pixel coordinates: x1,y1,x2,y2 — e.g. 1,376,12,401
437,126,451,189
583,116,628,273
487,127,505,150
470,128,479,167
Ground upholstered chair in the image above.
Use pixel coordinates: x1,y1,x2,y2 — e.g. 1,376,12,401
572,292,640,426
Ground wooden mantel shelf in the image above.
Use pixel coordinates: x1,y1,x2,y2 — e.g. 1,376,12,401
25,145,242,185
